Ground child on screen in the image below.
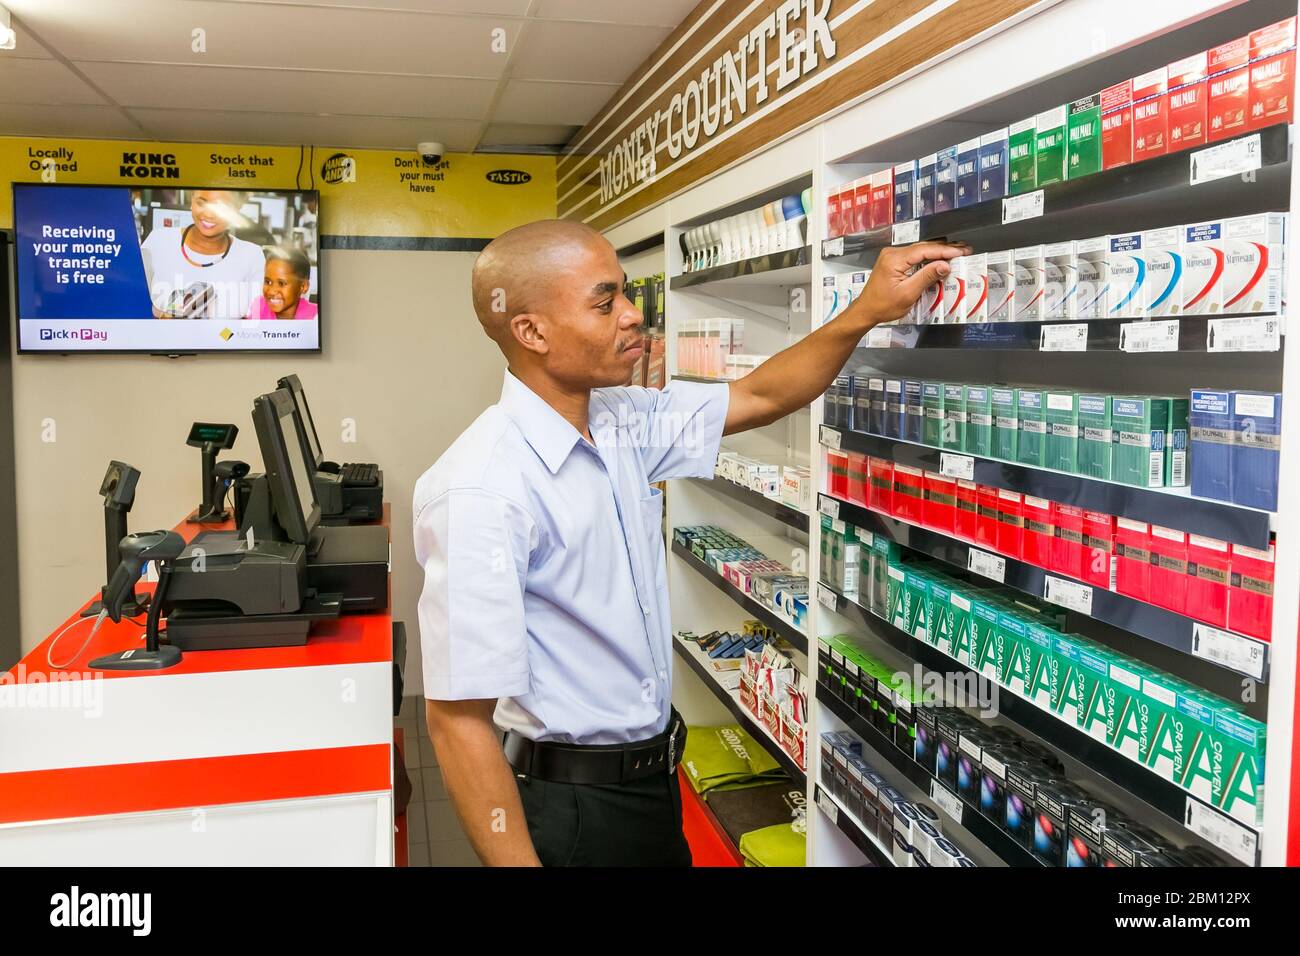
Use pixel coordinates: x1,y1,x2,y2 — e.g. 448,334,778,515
247,246,318,320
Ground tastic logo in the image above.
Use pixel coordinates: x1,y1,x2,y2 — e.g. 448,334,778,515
486,169,531,185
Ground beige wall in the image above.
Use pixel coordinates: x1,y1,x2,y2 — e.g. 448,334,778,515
10,249,505,693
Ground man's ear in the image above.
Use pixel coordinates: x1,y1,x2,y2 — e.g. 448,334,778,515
510,312,549,355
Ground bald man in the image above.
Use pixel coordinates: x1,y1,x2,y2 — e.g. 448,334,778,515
414,219,965,866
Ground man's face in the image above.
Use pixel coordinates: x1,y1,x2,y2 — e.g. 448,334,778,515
190,191,237,239
538,238,644,389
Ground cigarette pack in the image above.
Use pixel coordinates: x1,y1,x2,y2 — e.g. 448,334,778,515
1207,37,1250,142
1114,518,1152,602
997,489,1024,560
1034,105,1068,187
1186,534,1230,629
884,378,905,439
1248,16,1297,130
964,385,993,457
1077,393,1114,480
924,471,957,534
1073,639,1112,741
1143,226,1183,317
1066,94,1102,178
1106,232,1145,318
1100,79,1133,169
1044,390,1079,473
956,137,981,208
867,377,887,435
954,479,980,542
1229,542,1274,642
1014,245,1046,321
1165,397,1189,488
1182,221,1224,315
852,177,871,235
827,448,849,499
1052,503,1085,580
934,145,958,214
942,383,967,451
846,451,868,506
1073,236,1109,319
1167,51,1208,150
978,127,1009,203
1149,524,1189,615
1132,66,1169,160
1019,620,1057,708
1080,510,1114,588
1007,117,1037,195
916,152,937,218
868,456,894,514
839,186,858,238
975,485,1000,551
1021,495,1054,568
1050,633,1084,725
1016,388,1046,467
1190,389,1233,503
961,253,989,323
1042,241,1078,320
941,257,968,324
1232,390,1281,511
1112,395,1169,488
1222,212,1286,315
922,381,946,447
986,249,1016,320
991,387,1019,461
870,168,894,229
893,160,917,223
826,189,843,239
904,380,925,443
892,463,925,524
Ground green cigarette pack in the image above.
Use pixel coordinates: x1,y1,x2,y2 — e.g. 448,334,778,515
1112,395,1170,488
941,588,974,662
1017,388,1047,467
1007,117,1037,195
1044,391,1079,473
942,383,967,451
1165,397,1189,488
964,385,994,457
1050,633,1085,723
991,387,1019,462
1073,638,1112,742
902,568,932,641
886,564,907,631
994,609,1028,688
1140,669,1197,782
1206,706,1266,827
1077,393,1115,480
922,381,946,447
926,578,954,650
1034,105,1067,188
1017,620,1057,707
1066,94,1102,180
1105,654,1148,762
968,594,1002,677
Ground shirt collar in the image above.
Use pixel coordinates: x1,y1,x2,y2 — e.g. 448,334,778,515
498,370,585,475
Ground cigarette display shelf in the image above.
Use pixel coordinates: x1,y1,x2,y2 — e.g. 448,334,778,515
671,540,808,654
853,312,1284,354
819,493,1269,683
821,124,1291,263
813,784,895,867
689,475,810,533
816,682,1043,866
821,582,1262,864
672,633,807,783
821,426,1273,550
670,245,813,291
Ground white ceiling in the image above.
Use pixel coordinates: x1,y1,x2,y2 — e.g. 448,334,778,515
0,0,696,153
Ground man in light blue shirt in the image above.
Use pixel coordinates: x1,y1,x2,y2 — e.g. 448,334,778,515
415,219,963,866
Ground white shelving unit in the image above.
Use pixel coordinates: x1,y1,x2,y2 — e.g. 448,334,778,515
600,0,1299,867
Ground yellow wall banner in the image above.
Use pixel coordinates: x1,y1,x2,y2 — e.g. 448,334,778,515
1,137,556,244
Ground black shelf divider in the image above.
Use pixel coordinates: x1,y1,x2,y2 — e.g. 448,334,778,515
853,313,1283,354
814,784,895,867
671,636,806,783
671,540,808,653
822,426,1272,550
823,124,1291,261
670,245,812,289
821,584,1261,862
689,476,810,533
819,493,1268,683
816,683,1043,866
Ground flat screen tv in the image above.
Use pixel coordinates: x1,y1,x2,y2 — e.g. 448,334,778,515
13,184,321,353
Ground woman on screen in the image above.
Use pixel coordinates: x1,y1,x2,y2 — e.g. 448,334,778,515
140,189,265,320
247,246,318,320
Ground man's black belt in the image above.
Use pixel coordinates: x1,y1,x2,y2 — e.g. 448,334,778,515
504,710,686,785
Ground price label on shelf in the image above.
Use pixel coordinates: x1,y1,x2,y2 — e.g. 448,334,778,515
866,326,894,348
823,237,846,258
817,583,840,611
940,452,975,481
1184,798,1258,867
930,781,964,824
1192,624,1266,681
817,788,840,825
820,424,842,450
1044,575,1093,615
967,548,1006,583
1190,133,1262,185
819,495,840,519
1120,320,1179,352
1040,323,1088,351
892,219,920,245
1002,190,1044,224
1207,316,1281,353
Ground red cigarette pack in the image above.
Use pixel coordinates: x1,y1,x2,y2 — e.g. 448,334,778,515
867,457,894,514
1207,37,1250,142
826,191,843,239
1186,534,1230,629
870,171,893,230
839,188,857,239
1080,510,1115,588
924,471,957,534
975,485,1000,551
1132,67,1169,161
1114,518,1152,602
1020,495,1054,568
1100,79,1134,170
954,479,979,542
892,463,925,524
846,451,869,507
1229,542,1275,642
853,178,872,235
1051,503,1085,580
996,489,1024,560
1249,18,1297,130
1167,51,1208,151
827,449,850,500
1148,524,1188,615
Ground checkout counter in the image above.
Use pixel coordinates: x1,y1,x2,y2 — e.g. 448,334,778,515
0,378,396,865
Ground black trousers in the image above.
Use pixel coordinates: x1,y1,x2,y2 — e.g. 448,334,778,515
515,770,693,867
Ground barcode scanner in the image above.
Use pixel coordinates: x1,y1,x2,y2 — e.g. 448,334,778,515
90,530,188,671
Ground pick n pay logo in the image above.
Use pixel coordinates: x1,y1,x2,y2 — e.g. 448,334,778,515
40,328,106,342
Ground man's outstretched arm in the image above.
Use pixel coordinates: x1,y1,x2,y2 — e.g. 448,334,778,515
724,241,968,436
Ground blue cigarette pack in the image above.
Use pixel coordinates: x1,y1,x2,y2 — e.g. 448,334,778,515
868,377,887,436
916,153,937,217
904,380,925,443
1231,391,1281,511
894,161,916,223
1189,389,1232,503
885,378,905,439
978,128,1008,203
934,146,958,214
956,137,981,208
